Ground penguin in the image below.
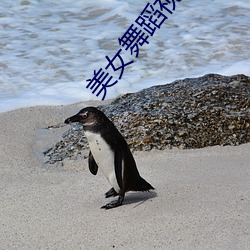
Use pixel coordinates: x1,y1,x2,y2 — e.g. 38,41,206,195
64,107,154,209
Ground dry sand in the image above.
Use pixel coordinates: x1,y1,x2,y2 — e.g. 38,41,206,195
0,101,249,249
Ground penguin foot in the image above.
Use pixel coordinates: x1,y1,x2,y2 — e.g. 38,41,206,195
105,187,118,198
101,196,124,209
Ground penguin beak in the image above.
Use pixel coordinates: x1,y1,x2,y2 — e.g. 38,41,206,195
64,114,81,124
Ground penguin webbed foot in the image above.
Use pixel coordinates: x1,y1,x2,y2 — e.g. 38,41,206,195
101,196,124,209
105,187,118,198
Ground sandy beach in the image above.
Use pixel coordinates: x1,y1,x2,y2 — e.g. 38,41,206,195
0,101,249,249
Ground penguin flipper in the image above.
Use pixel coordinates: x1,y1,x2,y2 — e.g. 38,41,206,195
88,151,98,175
114,146,124,190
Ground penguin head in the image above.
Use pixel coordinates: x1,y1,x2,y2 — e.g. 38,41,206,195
65,107,109,129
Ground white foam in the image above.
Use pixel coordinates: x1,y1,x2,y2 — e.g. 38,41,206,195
218,60,250,76
0,0,249,112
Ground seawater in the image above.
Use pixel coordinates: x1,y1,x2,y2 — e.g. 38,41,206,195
0,0,249,112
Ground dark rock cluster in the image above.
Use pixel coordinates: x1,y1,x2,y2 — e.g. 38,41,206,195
44,74,250,163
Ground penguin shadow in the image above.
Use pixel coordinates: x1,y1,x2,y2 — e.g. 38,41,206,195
122,190,157,208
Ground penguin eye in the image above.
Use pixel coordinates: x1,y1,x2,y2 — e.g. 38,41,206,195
79,112,88,119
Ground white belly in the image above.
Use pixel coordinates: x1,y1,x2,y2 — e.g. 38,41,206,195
85,131,120,193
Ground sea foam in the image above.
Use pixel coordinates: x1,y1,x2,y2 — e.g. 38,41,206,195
0,0,249,112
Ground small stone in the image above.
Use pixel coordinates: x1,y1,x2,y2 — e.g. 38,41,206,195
178,130,187,136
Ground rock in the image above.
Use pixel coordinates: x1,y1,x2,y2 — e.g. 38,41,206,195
43,74,250,164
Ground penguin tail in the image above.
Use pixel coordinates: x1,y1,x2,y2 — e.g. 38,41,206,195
132,176,154,192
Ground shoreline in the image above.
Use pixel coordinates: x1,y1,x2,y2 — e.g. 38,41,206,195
0,102,250,249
